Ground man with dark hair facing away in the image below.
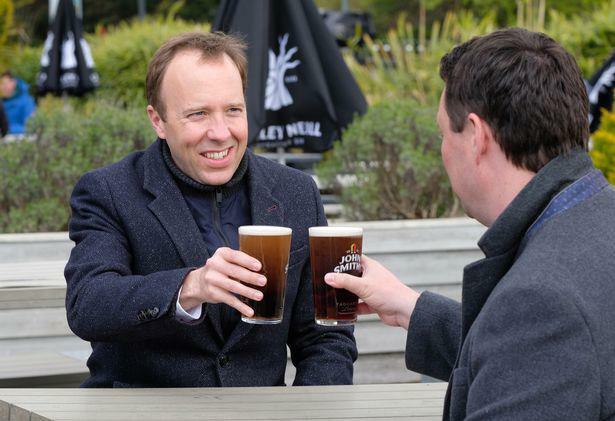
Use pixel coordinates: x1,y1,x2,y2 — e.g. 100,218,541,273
327,28,615,420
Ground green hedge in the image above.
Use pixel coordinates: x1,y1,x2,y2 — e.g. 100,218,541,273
0,98,154,232
316,99,456,221
0,43,39,89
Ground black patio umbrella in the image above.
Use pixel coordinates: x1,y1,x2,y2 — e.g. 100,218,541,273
587,50,615,133
36,0,99,96
213,0,367,152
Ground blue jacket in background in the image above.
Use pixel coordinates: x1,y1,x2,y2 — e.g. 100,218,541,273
3,78,36,135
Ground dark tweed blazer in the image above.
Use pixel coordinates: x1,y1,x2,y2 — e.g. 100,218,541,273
406,150,615,420
65,139,357,387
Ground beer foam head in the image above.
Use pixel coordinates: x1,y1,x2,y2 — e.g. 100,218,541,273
308,226,363,237
239,225,292,236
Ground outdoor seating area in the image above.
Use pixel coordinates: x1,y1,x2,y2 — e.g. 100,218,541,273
1,0,614,419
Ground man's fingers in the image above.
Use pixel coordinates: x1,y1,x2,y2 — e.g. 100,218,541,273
361,254,375,266
221,278,263,301
224,293,255,317
217,247,261,272
224,264,266,287
356,302,374,316
324,272,366,297
207,285,256,317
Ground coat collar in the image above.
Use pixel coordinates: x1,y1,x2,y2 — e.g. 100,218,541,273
461,148,595,339
142,139,209,268
245,150,285,227
478,148,594,257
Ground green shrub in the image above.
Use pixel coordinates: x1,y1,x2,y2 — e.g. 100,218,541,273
0,97,154,233
591,109,615,185
346,3,615,106
346,12,497,107
0,43,39,87
316,99,455,220
325,12,490,221
546,0,615,76
0,0,13,46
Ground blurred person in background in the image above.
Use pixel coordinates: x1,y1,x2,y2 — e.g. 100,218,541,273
0,71,36,136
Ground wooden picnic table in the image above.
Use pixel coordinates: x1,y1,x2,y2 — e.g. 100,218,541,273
0,382,447,420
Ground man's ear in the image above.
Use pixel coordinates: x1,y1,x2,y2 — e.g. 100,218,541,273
146,105,167,140
467,112,494,165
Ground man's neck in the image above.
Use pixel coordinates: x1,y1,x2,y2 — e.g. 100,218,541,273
481,166,536,227
161,140,249,194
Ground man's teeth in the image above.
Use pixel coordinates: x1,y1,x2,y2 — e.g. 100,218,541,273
205,149,229,160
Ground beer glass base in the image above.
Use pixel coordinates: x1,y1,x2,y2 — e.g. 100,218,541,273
315,319,356,326
241,317,282,325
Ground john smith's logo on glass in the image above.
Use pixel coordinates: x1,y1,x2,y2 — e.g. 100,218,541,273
265,33,300,111
333,244,361,273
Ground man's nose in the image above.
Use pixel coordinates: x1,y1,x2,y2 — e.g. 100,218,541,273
206,116,232,141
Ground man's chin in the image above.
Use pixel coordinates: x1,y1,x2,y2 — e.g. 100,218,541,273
197,169,235,186
462,205,472,219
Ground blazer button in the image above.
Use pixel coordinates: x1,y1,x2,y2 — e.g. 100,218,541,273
150,307,159,316
218,355,230,367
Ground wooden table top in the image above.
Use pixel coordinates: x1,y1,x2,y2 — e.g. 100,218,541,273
0,382,447,420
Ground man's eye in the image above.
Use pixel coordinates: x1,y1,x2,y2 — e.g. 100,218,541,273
188,111,205,119
229,108,243,114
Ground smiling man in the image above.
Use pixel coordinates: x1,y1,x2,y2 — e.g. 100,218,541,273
65,32,356,388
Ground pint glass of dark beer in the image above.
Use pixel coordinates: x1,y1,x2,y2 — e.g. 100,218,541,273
309,226,363,325
238,225,292,324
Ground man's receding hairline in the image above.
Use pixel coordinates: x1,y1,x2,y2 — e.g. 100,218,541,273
155,50,241,119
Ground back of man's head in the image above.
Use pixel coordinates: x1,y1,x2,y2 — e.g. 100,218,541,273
440,28,589,172
146,31,247,121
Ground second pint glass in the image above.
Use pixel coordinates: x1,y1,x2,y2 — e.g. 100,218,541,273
309,226,363,325
238,225,292,324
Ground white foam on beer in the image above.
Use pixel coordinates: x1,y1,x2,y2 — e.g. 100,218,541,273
308,226,363,237
239,225,292,236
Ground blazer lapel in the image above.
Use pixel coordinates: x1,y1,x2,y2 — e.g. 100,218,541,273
143,142,226,342
247,153,285,228
223,152,286,350
143,141,209,268
460,248,517,342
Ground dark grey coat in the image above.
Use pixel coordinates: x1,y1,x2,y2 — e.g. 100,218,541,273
65,139,357,387
406,150,615,420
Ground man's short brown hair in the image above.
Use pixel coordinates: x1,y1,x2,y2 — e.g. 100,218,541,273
440,28,589,172
146,31,247,120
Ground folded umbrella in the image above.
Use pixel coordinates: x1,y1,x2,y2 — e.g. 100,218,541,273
37,0,99,96
213,0,367,152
